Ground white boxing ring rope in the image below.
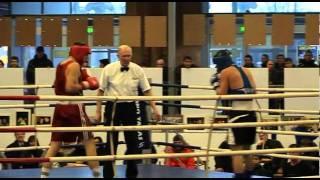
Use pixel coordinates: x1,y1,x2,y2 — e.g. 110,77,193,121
0,145,318,162
0,84,319,93
26,147,320,163
0,120,318,132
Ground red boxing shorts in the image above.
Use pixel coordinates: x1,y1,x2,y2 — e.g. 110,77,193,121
51,103,93,142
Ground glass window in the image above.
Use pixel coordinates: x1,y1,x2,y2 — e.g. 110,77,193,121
209,2,320,13
44,2,71,14
0,46,8,67
91,48,109,68
71,2,126,14
11,2,41,15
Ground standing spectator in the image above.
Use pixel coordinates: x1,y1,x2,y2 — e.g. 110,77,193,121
156,57,169,114
261,54,269,67
243,54,255,68
284,58,295,68
5,132,33,169
95,45,161,178
164,134,196,169
174,56,198,113
99,58,110,68
0,59,5,68
155,58,166,68
298,50,318,67
8,56,20,68
174,56,198,85
269,54,285,111
26,46,53,85
266,60,274,71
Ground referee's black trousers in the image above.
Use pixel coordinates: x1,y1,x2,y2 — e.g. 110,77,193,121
103,101,140,178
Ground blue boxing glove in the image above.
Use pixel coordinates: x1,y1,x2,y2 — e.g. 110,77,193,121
210,73,220,90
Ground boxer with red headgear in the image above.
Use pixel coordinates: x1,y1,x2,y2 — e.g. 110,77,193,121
41,43,100,178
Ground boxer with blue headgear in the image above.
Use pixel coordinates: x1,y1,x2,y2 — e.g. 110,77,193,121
212,50,234,73
210,50,234,89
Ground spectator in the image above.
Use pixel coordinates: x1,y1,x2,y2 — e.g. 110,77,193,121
266,60,274,71
299,138,319,176
8,56,20,68
261,54,269,67
174,56,198,113
269,54,285,111
298,50,318,68
0,59,4,68
251,155,273,177
284,58,295,68
281,144,314,177
99,59,110,68
155,58,166,68
156,57,169,114
26,46,53,85
243,54,255,68
164,134,196,169
174,56,198,85
214,140,232,173
256,132,284,175
5,132,33,169
27,135,43,168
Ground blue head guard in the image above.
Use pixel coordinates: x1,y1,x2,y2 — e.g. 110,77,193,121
212,50,234,73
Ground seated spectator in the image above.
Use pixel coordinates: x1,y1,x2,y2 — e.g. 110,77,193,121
8,56,20,68
27,135,43,168
164,134,196,169
243,54,255,68
214,140,232,173
0,59,4,68
300,139,319,176
256,132,284,175
5,132,33,169
284,58,295,68
298,50,318,68
251,155,273,177
281,144,314,177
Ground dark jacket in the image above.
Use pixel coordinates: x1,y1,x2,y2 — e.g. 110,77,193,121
257,139,284,174
4,141,34,169
298,59,319,68
26,54,53,84
282,160,314,177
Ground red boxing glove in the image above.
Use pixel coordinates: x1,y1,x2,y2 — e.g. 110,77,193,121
81,77,99,90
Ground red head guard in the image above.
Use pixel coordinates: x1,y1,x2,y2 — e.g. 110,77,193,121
69,44,91,65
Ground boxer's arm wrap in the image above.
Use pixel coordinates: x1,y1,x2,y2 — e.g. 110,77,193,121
210,73,220,90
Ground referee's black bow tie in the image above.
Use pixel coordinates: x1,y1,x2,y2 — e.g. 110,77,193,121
120,66,129,72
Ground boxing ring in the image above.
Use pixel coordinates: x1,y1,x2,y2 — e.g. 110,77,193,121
0,164,269,178
0,83,319,178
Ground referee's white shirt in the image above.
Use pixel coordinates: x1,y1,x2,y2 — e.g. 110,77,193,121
99,61,151,98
